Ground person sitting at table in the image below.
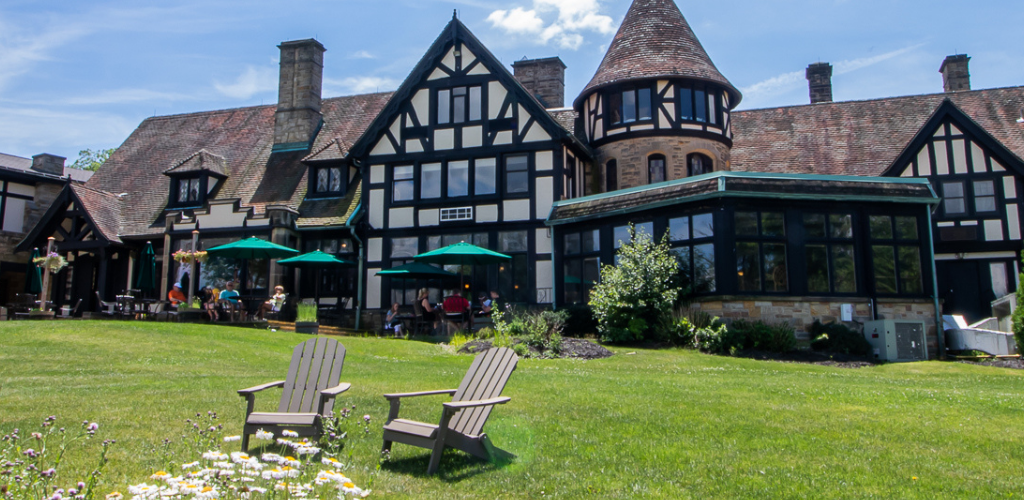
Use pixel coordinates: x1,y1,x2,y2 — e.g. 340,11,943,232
201,285,219,321
219,281,241,320
417,288,438,333
442,289,471,331
258,285,286,320
167,282,186,309
385,302,403,337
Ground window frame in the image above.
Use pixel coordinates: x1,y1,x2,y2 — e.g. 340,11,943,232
802,213,857,295
648,154,666,184
677,84,723,125
436,85,483,125
504,154,530,196
667,213,716,294
606,85,655,126
868,214,925,296
309,165,346,197
687,153,713,177
734,210,789,293
605,159,618,192
168,174,206,209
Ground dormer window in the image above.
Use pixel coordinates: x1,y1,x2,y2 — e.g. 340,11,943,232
163,149,228,209
608,86,652,125
170,175,206,208
313,166,344,195
437,85,482,124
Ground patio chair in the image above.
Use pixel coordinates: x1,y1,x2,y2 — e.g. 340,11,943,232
56,299,83,319
411,299,433,335
237,337,350,451
382,347,519,474
95,292,117,316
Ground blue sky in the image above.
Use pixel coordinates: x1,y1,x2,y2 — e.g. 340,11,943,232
1,0,1022,161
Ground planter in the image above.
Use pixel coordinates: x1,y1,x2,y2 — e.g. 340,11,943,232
27,310,56,320
295,321,319,334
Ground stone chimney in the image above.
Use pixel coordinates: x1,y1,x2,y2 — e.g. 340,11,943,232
512,57,566,109
940,54,970,93
274,39,325,150
806,62,833,104
31,153,66,176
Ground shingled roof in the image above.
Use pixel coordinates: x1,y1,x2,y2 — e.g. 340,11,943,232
163,149,229,177
579,0,740,107
85,92,392,238
70,184,126,244
730,86,1024,176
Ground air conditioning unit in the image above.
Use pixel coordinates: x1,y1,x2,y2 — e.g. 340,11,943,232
863,320,929,362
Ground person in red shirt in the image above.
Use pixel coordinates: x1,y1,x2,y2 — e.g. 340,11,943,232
442,290,471,331
168,282,186,309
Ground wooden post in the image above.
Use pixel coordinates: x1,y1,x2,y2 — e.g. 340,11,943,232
39,237,55,312
188,230,199,306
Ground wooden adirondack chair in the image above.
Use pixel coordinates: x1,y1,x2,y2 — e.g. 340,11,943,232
237,337,350,451
381,347,518,474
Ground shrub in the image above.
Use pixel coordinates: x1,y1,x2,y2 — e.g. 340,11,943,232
562,304,598,337
673,314,736,354
1012,256,1024,354
493,307,567,356
590,225,681,343
512,343,529,357
730,319,796,353
476,326,496,339
809,320,872,356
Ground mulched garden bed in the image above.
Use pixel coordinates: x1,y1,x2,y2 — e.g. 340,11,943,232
732,349,878,368
954,358,1024,370
458,337,614,360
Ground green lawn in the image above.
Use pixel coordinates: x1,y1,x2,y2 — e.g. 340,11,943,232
1,321,1023,498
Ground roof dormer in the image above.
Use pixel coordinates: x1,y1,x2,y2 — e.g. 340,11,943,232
163,149,228,209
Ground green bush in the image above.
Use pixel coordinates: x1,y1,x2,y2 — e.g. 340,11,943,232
809,320,871,356
730,319,796,353
590,225,681,343
1012,260,1024,354
476,326,496,339
673,314,736,354
492,307,567,356
562,304,598,337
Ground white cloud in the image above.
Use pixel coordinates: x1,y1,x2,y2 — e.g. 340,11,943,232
0,18,90,91
350,50,376,59
64,89,194,106
834,43,925,75
213,66,277,99
0,106,135,158
486,0,614,50
324,76,400,95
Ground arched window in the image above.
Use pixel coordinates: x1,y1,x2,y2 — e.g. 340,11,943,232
606,160,618,192
688,153,713,176
648,154,666,184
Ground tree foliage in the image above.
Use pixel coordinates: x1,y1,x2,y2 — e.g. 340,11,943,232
68,148,115,171
1012,252,1024,352
590,224,680,343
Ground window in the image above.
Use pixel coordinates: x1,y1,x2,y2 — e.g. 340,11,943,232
393,165,414,202
606,160,617,192
440,207,473,221
688,153,712,176
437,86,482,124
505,155,529,194
870,215,923,294
313,166,344,195
804,213,856,294
475,158,496,195
389,236,419,306
608,87,653,125
613,222,654,249
499,231,529,303
974,180,996,212
735,211,788,292
172,177,204,206
448,160,469,197
0,181,32,233
421,163,441,199
678,85,720,124
942,181,966,215
563,229,600,304
648,155,666,184
668,213,716,293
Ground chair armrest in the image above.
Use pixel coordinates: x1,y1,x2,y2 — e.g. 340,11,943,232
317,383,352,415
442,396,511,411
237,380,286,395
383,389,457,400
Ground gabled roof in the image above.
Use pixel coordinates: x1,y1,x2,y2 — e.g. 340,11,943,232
71,184,125,244
731,86,1024,177
348,16,592,160
84,92,391,238
163,149,229,177
578,0,740,107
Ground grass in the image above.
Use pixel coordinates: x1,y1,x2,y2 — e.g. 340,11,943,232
2,321,1023,498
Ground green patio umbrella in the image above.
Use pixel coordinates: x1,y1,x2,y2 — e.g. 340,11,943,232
278,250,354,302
413,241,510,291
375,262,459,280
134,241,157,292
206,237,299,260
24,248,42,294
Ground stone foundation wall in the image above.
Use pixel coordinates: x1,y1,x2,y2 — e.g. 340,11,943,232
595,136,731,190
689,296,939,359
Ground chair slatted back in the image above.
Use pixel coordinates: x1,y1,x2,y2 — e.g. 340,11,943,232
448,347,518,436
277,338,347,415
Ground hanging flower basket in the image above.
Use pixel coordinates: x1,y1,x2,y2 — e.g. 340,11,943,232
32,252,68,274
173,250,209,264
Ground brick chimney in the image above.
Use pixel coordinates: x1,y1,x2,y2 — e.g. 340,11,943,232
512,57,566,109
806,62,833,104
31,153,66,176
940,54,970,92
274,39,325,151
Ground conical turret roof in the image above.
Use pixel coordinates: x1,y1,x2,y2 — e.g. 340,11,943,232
578,0,740,107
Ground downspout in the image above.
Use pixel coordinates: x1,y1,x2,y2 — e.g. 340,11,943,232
550,225,558,311
927,205,945,359
346,199,364,331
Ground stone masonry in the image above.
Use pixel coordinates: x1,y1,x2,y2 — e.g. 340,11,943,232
595,136,731,190
806,62,833,104
274,39,325,146
690,297,939,359
512,57,566,109
940,54,971,93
